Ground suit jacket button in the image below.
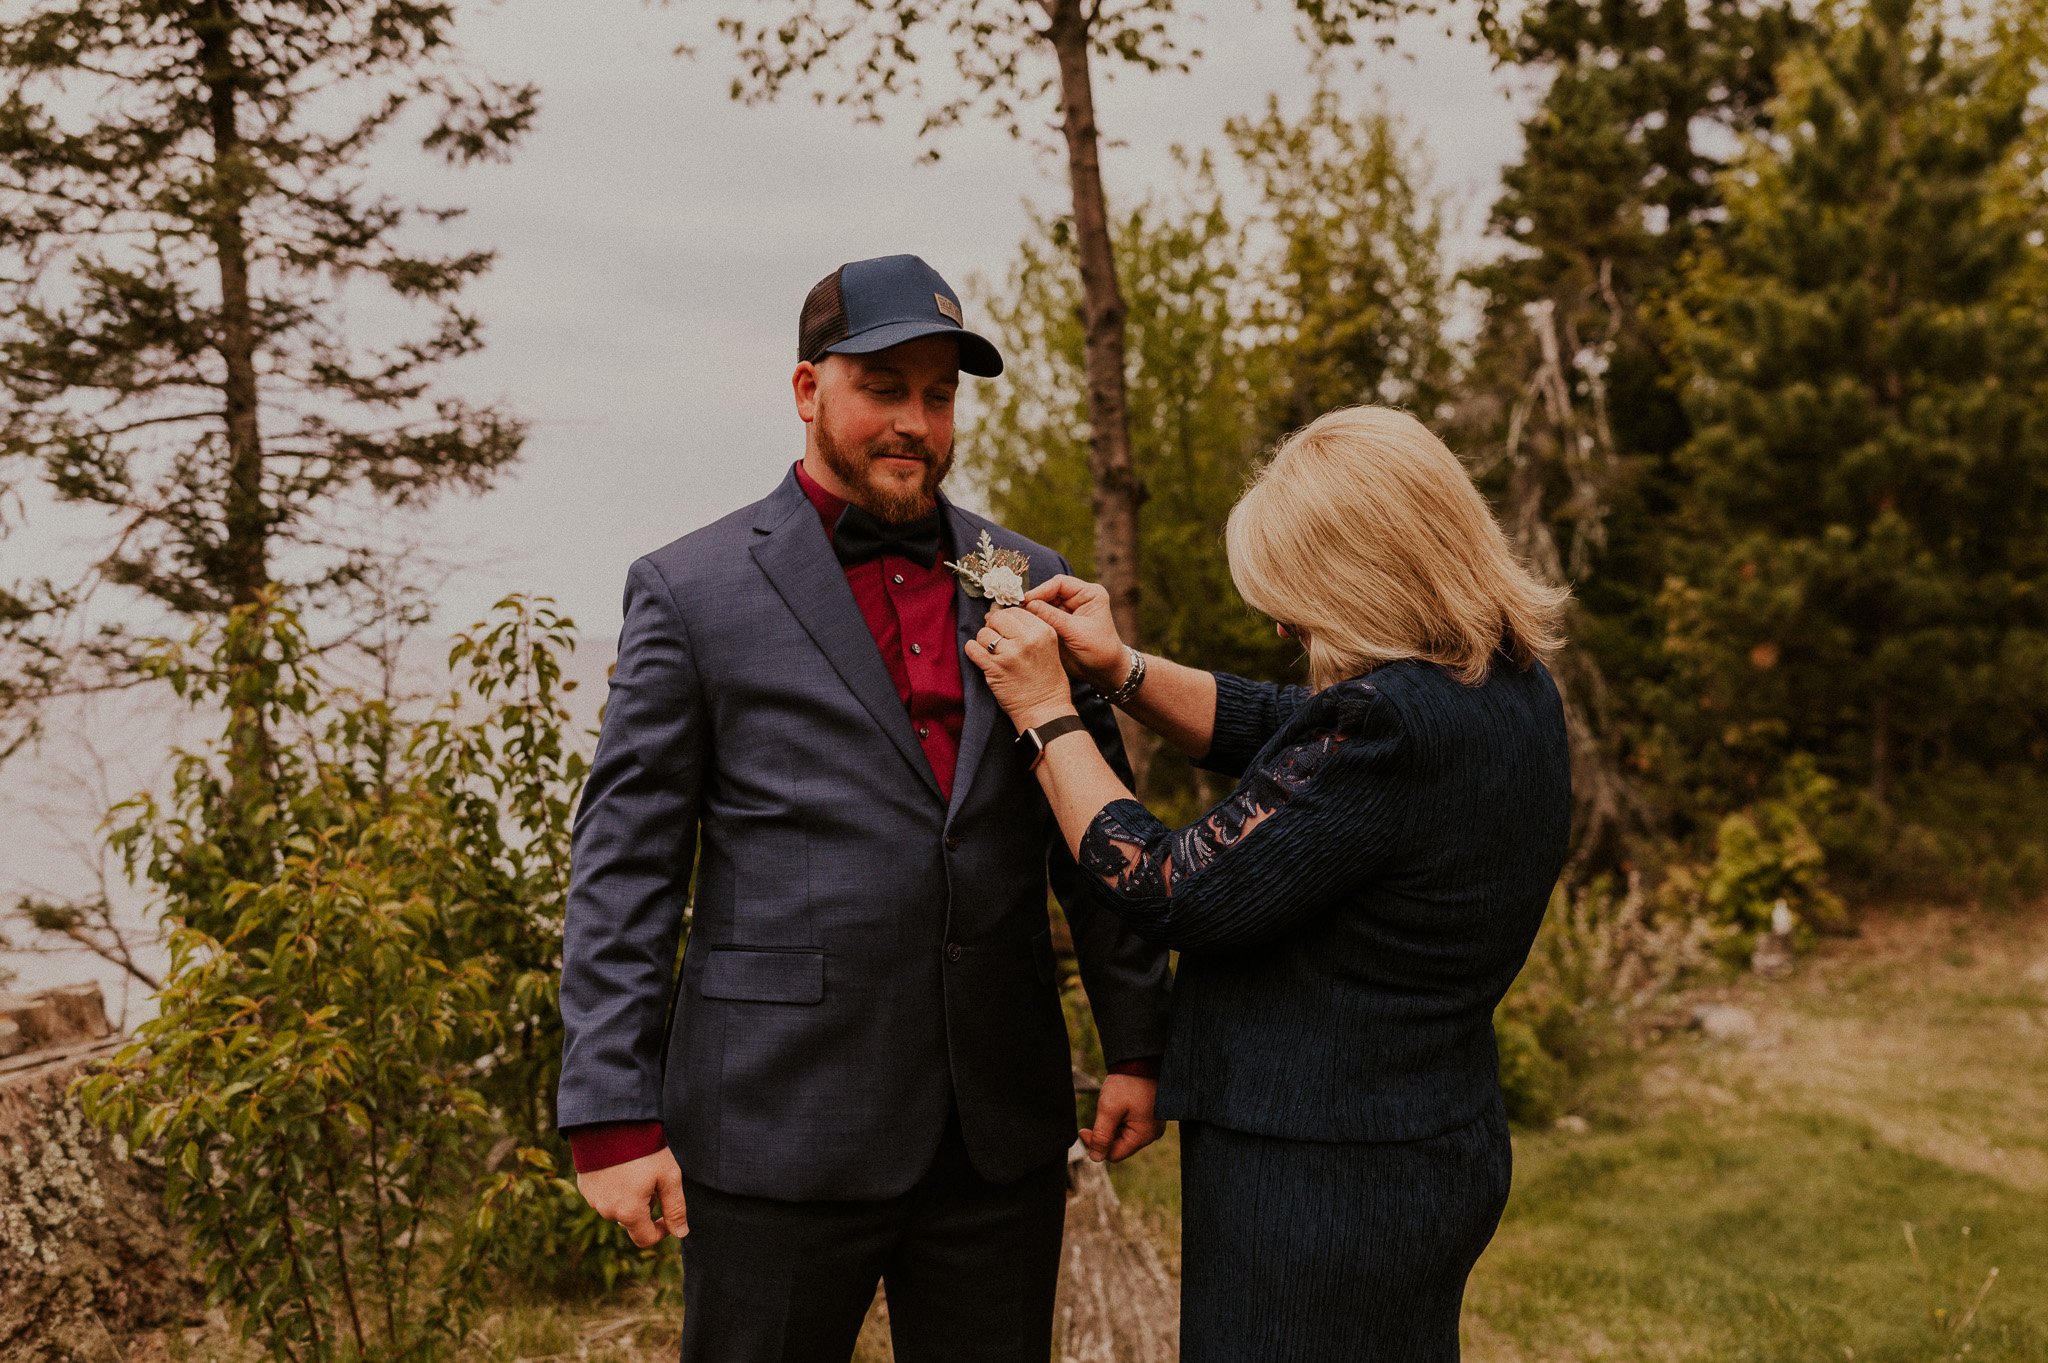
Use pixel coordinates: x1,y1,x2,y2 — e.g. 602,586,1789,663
946,943,962,962
944,834,960,852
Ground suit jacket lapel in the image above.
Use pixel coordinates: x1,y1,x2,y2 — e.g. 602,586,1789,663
750,473,945,803
945,499,1002,826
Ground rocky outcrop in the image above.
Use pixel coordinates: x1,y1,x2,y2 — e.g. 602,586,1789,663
0,984,201,1363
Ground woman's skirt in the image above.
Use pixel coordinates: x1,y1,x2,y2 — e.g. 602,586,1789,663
1178,1100,1512,1363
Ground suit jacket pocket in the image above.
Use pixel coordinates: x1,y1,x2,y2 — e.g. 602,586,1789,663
700,947,826,1003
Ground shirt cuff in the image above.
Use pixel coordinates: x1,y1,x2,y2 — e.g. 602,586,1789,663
565,1120,667,1173
1106,1056,1161,1080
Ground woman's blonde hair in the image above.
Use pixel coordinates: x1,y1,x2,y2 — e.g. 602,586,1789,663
1225,406,1568,690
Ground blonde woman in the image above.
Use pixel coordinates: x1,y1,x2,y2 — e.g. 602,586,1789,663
964,406,1572,1362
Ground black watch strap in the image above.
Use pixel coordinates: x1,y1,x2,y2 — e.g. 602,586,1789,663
1016,713,1088,766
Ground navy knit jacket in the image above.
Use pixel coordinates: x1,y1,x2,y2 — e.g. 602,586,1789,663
1074,658,1572,1143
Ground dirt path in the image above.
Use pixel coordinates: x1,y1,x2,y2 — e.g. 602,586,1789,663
1667,905,2048,1193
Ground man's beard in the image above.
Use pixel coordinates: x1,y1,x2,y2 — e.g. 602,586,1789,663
814,404,952,524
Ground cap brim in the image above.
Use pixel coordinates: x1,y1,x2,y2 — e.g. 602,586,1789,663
825,319,1004,377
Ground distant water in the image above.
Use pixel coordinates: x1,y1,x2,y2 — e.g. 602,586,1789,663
0,629,615,1030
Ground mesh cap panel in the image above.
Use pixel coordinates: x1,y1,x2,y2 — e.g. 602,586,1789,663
798,268,849,364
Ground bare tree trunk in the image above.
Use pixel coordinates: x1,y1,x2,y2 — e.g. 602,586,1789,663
1871,694,1893,812
1498,295,1649,873
198,2,274,855
199,4,268,612
1046,2,1146,765
1057,1154,1178,1362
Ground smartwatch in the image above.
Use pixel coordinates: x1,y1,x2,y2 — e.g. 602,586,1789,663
1016,714,1087,768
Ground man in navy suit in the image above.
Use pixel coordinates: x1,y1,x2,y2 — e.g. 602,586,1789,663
556,254,1173,1363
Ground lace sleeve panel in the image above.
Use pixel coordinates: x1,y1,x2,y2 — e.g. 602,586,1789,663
1075,681,1405,951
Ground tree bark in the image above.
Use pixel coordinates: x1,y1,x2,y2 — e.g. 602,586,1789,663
1500,298,1648,873
197,2,274,854
1045,2,1147,763
1871,693,1893,812
198,4,268,610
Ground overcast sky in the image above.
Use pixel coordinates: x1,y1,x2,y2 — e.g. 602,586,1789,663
4,0,1534,1000
400,0,1534,639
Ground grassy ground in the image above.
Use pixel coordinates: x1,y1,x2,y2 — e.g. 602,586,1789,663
144,904,2046,1362
1093,902,2048,1362
1459,903,2048,1362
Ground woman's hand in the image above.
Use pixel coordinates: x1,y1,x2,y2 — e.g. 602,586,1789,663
965,606,1077,731
1021,574,1128,690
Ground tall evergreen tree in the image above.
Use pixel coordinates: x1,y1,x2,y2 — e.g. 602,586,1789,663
1662,0,2048,815
1227,87,1456,434
0,0,535,843
1458,0,1807,860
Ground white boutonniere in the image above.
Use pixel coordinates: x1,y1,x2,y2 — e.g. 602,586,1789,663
948,530,1032,609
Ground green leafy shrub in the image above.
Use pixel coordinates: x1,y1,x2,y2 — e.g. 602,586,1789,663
1674,755,1848,961
76,594,666,1361
80,817,552,1361
1496,873,1722,1124
1853,765,2048,912
1493,1012,1565,1126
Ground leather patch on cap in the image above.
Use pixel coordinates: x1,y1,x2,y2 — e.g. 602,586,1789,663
935,293,963,325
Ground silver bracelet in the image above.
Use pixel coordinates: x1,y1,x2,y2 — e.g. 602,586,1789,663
1103,646,1147,707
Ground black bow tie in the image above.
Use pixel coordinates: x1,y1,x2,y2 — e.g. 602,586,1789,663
833,503,943,570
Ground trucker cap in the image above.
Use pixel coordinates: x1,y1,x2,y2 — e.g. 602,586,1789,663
798,254,1004,378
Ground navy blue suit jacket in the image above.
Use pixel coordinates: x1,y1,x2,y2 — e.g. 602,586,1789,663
556,470,1172,1200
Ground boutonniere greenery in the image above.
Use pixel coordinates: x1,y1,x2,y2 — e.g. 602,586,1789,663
948,530,1031,609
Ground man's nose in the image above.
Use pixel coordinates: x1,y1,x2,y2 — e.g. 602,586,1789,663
894,403,930,439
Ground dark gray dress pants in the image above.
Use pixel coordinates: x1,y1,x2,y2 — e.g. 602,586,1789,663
679,1108,1068,1363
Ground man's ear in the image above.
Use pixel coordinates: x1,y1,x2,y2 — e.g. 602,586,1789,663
793,360,821,424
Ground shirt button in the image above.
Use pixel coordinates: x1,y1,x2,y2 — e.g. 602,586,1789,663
892,574,905,585
910,643,923,656
946,943,962,962
918,724,931,739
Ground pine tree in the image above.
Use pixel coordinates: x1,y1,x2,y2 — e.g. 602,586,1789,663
0,0,535,844
1457,0,1808,859
1664,0,2048,814
1227,87,1457,435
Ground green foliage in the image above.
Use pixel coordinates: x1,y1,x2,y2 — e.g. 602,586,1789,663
1493,1011,1568,1125
970,179,1286,691
966,86,1451,680
1226,87,1457,431
1848,763,2048,909
698,0,1471,150
75,594,660,1360
0,0,533,760
1494,874,1723,1123
1454,0,1810,864
1684,756,1850,955
79,818,548,1362
1660,0,2048,818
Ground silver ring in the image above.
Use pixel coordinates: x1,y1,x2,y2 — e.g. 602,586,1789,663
986,638,1000,653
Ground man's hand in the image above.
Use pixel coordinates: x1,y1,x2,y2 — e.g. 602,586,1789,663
575,1146,687,1246
1079,1072,1164,1163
